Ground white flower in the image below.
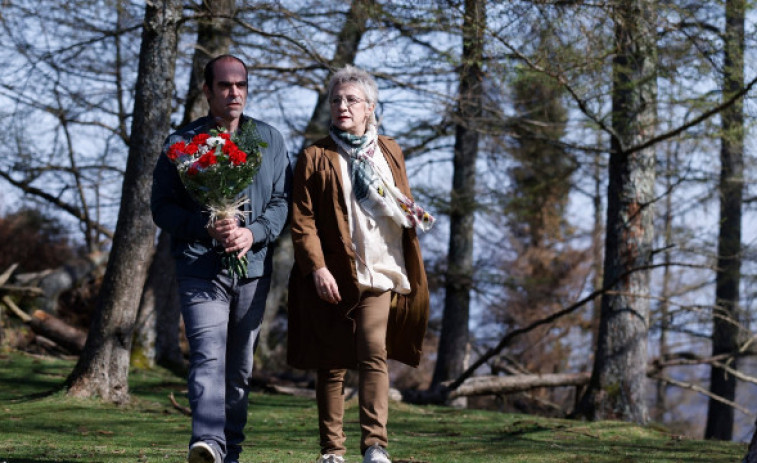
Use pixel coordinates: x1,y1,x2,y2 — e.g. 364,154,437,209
207,136,226,147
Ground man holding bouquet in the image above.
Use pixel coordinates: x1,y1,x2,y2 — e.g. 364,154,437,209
151,54,291,463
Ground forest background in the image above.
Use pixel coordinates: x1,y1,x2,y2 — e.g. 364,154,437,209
1,0,757,451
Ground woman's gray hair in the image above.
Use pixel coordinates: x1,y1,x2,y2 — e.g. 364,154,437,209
327,65,378,127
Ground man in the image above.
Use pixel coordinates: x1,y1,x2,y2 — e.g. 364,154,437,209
151,54,291,463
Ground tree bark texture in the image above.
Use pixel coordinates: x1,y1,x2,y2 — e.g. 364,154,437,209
577,0,656,424
180,0,236,127
431,0,485,390
65,0,181,403
706,0,744,441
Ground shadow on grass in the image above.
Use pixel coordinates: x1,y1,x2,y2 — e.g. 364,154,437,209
1,376,64,402
0,355,70,402
6,460,80,463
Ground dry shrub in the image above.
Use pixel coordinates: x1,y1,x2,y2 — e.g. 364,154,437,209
0,208,77,273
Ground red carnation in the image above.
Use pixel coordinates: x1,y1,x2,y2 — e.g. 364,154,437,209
229,147,247,166
167,141,186,160
221,140,238,155
220,133,231,141
185,142,200,156
198,152,217,168
187,164,199,177
192,133,211,145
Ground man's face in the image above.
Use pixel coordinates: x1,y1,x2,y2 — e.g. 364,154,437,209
203,58,248,128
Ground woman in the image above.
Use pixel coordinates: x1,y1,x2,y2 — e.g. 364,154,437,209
288,65,434,463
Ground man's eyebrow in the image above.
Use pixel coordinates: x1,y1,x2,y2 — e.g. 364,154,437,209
217,80,247,86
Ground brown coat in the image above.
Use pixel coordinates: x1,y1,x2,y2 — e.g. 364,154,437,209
287,135,430,370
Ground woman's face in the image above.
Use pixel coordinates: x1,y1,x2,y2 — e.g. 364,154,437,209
330,82,374,136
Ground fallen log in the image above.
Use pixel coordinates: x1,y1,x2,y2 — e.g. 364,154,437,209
29,310,86,354
402,371,592,405
269,384,316,399
447,372,591,399
2,297,87,354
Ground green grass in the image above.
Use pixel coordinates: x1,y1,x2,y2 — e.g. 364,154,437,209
0,350,746,462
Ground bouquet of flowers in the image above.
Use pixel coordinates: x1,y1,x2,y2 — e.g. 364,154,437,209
165,119,267,277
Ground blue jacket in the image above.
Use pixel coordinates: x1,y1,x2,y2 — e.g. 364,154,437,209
151,115,292,279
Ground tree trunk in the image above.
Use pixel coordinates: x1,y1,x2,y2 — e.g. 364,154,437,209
577,0,657,424
134,231,184,372
152,236,184,373
431,0,485,393
134,0,235,372
65,0,181,403
706,0,744,441
591,148,604,349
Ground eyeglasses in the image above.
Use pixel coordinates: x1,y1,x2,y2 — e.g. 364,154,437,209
330,96,365,107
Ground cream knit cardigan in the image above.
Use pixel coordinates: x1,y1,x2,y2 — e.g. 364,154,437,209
337,145,411,295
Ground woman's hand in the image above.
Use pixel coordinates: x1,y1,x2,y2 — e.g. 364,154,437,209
313,267,341,304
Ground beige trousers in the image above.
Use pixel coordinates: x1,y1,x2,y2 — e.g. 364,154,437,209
316,291,391,456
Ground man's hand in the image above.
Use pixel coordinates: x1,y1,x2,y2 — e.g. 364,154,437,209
208,218,254,259
313,267,341,304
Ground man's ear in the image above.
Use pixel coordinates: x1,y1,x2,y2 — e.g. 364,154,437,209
202,83,211,101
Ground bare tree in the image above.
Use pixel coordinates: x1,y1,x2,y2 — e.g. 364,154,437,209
0,1,144,246
431,0,486,392
706,0,745,441
489,64,582,410
65,0,181,402
577,0,657,423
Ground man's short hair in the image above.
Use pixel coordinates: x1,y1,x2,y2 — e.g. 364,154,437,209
204,54,249,88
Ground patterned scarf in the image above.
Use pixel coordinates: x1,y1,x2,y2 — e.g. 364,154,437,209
330,125,435,232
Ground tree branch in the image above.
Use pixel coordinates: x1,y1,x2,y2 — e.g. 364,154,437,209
0,170,114,240
651,374,753,417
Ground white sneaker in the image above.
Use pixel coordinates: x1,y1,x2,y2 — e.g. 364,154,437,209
363,444,391,463
188,441,221,463
317,454,345,463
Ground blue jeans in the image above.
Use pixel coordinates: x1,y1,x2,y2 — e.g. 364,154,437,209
178,273,271,462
